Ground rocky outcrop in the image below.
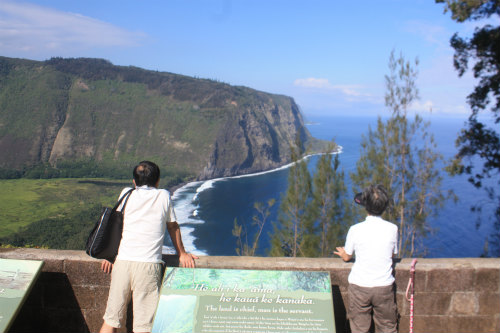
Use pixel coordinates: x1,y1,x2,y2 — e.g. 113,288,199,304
199,93,309,179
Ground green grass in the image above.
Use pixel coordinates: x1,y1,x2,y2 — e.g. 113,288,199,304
0,178,129,238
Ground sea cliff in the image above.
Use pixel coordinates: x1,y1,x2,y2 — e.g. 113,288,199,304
0,56,327,180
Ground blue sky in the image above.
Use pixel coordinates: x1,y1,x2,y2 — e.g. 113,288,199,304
0,0,488,117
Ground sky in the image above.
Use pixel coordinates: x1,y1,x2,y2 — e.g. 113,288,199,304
0,0,491,118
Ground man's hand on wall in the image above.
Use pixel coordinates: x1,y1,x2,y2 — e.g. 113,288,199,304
179,252,198,268
101,260,113,274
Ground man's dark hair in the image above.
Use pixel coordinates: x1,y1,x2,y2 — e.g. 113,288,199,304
357,184,389,216
133,161,160,187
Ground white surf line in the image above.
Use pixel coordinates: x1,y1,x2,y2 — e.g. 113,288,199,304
209,145,343,181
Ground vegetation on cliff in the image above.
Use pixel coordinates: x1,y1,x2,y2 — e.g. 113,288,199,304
0,56,328,182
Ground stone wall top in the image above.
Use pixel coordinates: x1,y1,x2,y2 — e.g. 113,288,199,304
1,248,498,270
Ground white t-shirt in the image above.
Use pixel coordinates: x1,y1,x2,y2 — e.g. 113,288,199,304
345,215,398,287
115,186,177,263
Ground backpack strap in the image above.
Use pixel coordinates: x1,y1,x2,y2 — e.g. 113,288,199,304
113,188,134,212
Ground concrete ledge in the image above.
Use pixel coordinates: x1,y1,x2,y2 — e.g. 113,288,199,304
1,248,499,333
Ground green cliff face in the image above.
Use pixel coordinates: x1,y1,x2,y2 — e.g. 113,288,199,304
0,57,325,180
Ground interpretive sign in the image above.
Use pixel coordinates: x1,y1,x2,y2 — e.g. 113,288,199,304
152,267,335,333
0,258,44,333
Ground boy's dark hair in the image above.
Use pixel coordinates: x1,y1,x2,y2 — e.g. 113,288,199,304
354,184,389,216
133,161,160,187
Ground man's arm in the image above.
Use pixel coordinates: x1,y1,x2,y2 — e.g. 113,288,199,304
167,221,198,268
334,247,353,262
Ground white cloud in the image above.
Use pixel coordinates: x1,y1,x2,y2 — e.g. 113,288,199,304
335,85,363,97
293,77,367,97
439,104,469,115
291,77,385,115
417,51,477,117
293,78,332,89
409,100,434,113
0,1,146,58
404,20,450,49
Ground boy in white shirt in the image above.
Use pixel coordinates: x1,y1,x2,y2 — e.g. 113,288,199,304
100,161,198,333
334,184,398,333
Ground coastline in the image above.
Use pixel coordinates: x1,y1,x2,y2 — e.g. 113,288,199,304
169,145,343,195
166,146,343,256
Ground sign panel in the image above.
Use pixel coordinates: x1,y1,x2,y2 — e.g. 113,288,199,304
152,267,335,333
0,258,44,333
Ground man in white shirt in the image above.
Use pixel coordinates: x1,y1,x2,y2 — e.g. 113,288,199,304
100,161,198,333
334,184,398,333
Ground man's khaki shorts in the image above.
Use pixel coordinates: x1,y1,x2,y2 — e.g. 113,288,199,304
103,260,163,332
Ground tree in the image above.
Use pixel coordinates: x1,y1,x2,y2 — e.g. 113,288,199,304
436,0,500,255
351,50,449,257
237,136,350,258
269,135,313,257
268,136,350,257
232,199,275,256
308,151,352,257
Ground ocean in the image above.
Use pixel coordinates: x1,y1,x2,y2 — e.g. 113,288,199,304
166,114,498,258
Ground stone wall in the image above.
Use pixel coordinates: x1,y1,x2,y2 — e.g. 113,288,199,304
0,248,498,333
